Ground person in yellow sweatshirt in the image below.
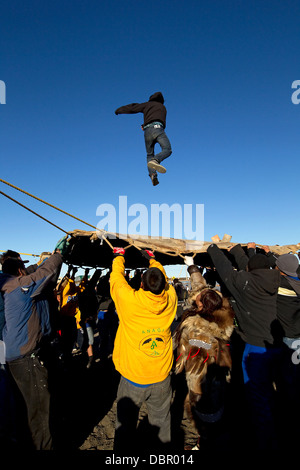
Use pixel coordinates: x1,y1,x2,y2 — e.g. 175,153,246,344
58,267,87,361
110,247,177,452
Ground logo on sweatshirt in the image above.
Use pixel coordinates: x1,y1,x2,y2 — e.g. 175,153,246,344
139,334,166,357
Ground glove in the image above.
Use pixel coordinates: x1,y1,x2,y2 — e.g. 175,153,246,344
54,236,70,257
184,256,194,266
113,247,125,257
141,249,155,260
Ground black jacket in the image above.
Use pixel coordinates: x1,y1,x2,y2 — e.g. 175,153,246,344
115,92,167,128
276,275,300,338
266,252,300,338
207,244,281,348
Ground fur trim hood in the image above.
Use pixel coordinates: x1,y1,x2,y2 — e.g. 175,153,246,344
173,297,234,353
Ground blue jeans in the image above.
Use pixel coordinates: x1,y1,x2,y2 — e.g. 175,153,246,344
114,374,172,451
242,343,282,451
144,126,172,176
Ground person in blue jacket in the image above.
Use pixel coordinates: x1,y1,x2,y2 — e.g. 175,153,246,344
0,237,69,450
0,249,34,448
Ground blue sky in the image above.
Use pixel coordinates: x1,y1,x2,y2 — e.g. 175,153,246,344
1,0,300,276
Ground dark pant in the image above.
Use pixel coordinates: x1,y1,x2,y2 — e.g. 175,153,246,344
0,364,17,445
277,343,300,448
8,354,53,450
114,375,172,452
144,126,172,176
59,315,77,358
280,342,300,407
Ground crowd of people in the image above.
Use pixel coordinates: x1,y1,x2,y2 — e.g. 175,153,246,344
0,237,299,455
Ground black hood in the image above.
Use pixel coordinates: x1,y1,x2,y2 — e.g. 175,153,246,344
250,269,280,295
149,92,164,104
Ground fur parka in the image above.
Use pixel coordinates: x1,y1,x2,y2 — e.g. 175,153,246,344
173,265,235,415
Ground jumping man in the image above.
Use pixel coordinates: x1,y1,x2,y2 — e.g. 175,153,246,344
115,92,172,186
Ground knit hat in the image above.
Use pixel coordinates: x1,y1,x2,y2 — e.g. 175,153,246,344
276,254,299,277
247,254,270,271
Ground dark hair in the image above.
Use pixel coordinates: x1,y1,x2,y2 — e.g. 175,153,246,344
142,267,165,295
2,258,25,276
200,289,223,316
0,250,20,264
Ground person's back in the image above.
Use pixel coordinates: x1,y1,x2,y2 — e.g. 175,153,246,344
0,246,65,450
207,243,282,451
277,275,300,338
109,248,177,451
270,253,300,340
270,253,300,449
115,91,167,128
110,253,177,384
230,268,281,346
208,244,281,347
0,253,63,361
115,91,172,186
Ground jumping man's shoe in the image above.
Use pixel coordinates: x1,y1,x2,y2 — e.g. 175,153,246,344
151,174,159,186
147,160,167,174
